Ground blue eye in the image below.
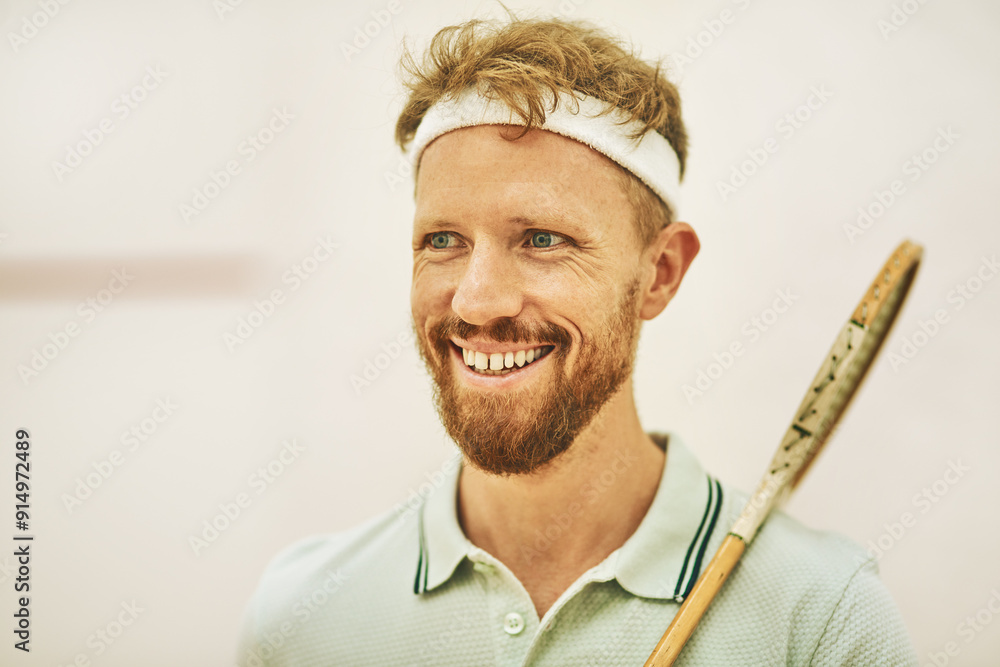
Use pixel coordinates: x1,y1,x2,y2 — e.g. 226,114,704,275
429,232,454,249
530,231,565,248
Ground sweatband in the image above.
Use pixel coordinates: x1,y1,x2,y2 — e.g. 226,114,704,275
407,84,682,214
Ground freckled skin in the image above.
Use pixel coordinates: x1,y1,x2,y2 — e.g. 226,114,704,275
409,123,700,618
412,125,643,379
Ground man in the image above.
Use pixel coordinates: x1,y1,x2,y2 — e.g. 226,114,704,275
237,14,918,665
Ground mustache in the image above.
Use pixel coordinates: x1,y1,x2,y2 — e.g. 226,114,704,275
432,315,572,349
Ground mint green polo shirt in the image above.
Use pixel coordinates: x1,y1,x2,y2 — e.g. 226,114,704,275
236,432,918,665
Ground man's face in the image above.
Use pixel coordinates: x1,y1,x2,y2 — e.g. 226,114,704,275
411,125,647,477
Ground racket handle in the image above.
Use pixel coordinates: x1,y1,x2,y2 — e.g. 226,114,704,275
644,534,747,666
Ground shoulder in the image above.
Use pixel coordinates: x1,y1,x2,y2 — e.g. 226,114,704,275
693,482,917,665
250,502,416,607
744,503,872,593
714,481,873,588
236,503,421,664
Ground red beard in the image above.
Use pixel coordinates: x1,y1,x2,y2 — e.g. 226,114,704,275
414,279,641,476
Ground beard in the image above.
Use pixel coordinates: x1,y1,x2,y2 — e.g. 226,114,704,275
414,278,642,477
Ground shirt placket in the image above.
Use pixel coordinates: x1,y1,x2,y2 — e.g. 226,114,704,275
468,547,539,667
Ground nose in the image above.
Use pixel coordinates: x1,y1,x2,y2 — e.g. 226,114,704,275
451,241,523,326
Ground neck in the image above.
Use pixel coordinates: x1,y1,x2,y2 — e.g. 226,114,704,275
456,379,665,617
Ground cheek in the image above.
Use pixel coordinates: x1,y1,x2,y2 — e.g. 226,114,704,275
411,269,455,320
532,269,604,317
555,281,633,344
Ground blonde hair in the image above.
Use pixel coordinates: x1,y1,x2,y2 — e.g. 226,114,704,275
394,10,687,248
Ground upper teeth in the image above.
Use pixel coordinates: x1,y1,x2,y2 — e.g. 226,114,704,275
460,345,548,373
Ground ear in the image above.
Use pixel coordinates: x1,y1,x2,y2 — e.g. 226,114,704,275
638,222,700,320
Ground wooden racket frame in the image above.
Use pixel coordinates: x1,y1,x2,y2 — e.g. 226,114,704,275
644,239,924,666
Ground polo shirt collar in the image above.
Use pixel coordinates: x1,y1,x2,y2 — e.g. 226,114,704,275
413,450,468,594
414,432,724,603
614,432,724,601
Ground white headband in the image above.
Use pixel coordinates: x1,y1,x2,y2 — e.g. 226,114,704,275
406,84,682,214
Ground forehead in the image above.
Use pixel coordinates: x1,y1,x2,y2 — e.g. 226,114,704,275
414,125,630,227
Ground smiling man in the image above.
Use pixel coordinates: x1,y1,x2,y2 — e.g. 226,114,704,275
237,14,917,666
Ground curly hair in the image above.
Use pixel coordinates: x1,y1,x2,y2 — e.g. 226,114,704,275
394,10,688,248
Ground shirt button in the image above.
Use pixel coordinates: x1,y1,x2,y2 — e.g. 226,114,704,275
503,612,525,636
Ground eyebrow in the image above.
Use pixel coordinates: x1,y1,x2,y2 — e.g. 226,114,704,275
413,212,585,235
509,214,589,239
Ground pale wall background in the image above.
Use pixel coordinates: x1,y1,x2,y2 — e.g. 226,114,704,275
1,0,998,665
